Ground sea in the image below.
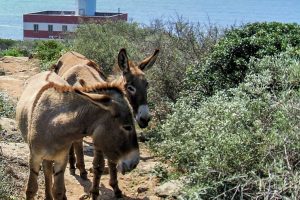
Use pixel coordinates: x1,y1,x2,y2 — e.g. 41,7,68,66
0,0,300,40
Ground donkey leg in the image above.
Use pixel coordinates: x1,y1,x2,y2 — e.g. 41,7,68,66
42,160,54,200
26,156,42,200
90,149,104,200
73,139,88,179
108,160,122,198
53,157,68,200
68,144,76,176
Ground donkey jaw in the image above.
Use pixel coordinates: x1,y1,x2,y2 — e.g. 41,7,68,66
117,150,140,175
136,105,151,128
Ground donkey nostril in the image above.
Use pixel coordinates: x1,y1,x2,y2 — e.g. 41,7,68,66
140,117,150,124
123,125,133,132
130,163,137,169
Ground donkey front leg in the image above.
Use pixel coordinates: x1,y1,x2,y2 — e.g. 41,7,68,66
68,144,76,176
73,139,88,179
26,156,42,200
108,160,122,198
90,149,104,200
42,160,54,200
53,157,68,200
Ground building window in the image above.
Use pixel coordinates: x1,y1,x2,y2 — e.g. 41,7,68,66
62,25,68,32
33,24,39,32
48,25,53,33
79,9,85,16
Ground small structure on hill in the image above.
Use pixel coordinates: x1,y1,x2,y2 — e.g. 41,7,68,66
23,0,127,40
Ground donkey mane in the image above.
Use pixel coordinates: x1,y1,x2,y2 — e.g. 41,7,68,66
46,72,126,94
30,73,126,122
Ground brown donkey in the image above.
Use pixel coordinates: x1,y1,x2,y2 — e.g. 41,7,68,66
52,49,159,198
16,71,139,200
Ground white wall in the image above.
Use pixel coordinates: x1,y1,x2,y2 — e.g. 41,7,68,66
23,22,78,32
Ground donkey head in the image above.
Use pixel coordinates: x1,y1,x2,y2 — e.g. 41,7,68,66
77,89,140,174
117,49,159,128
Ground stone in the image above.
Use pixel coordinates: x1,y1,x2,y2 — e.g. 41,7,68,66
155,180,183,198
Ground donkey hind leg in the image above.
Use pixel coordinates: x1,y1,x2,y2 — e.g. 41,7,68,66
53,158,68,200
42,160,54,200
90,149,104,200
68,144,76,176
73,139,88,179
26,156,42,200
108,160,122,198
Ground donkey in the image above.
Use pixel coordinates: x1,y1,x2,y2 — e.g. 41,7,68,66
16,71,139,200
52,49,159,198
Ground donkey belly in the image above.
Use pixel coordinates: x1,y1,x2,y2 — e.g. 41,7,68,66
30,139,72,161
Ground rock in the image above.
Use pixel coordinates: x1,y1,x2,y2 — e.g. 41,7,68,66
155,180,183,198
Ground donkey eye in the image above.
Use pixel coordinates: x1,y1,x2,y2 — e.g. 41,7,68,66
122,125,133,132
127,85,136,94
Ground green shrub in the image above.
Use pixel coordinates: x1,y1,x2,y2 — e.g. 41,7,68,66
72,21,144,74
150,53,300,199
0,93,15,118
0,47,29,57
0,39,16,51
72,20,220,121
33,40,66,70
185,22,300,97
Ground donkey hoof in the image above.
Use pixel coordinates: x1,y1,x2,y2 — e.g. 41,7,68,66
80,171,88,180
69,168,76,176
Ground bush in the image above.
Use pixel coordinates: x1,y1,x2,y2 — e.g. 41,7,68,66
33,40,66,70
0,39,16,51
72,21,145,74
0,93,15,118
72,20,221,121
150,53,300,199
0,48,29,57
185,22,300,97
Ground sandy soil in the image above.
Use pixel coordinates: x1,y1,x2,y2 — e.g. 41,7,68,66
0,56,162,200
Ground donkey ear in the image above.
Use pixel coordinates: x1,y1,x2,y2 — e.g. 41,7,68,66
118,48,130,73
138,49,159,71
75,90,113,111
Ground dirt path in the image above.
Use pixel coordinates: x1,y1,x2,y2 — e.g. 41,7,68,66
0,56,162,200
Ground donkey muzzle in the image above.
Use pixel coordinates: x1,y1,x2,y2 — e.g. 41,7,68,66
116,150,140,175
136,105,151,128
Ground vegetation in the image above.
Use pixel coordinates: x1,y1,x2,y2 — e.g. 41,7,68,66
0,93,15,118
0,39,66,71
185,22,300,98
1,21,300,199
150,23,300,199
33,40,67,71
0,159,17,200
0,39,16,51
72,20,220,120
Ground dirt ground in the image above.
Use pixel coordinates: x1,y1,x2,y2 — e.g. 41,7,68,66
0,56,163,200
